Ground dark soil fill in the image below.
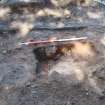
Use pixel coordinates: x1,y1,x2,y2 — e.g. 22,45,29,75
33,45,60,77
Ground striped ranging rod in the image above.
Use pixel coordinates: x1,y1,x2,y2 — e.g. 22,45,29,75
19,37,87,46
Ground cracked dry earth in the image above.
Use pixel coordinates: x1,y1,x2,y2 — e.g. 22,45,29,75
0,4,105,105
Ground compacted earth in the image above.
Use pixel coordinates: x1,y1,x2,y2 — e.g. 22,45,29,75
0,2,105,105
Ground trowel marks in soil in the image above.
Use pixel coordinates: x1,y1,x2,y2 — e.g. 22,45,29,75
33,40,105,95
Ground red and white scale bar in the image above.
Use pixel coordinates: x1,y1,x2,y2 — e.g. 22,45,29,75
19,37,87,46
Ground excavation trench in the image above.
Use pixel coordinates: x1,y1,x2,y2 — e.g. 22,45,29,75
33,45,61,78
32,40,97,80
32,41,105,97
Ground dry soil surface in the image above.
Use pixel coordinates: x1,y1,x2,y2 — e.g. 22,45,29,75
0,3,105,105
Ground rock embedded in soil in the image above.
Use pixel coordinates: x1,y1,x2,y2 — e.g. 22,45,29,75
93,67,105,80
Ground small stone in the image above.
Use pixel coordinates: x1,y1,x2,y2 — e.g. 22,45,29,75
2,50,7,54
93,68,105,80
31,91,37,94
4,86,9,90
86,92,89,96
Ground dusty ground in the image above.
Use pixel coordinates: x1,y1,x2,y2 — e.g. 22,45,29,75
0,2,105,105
